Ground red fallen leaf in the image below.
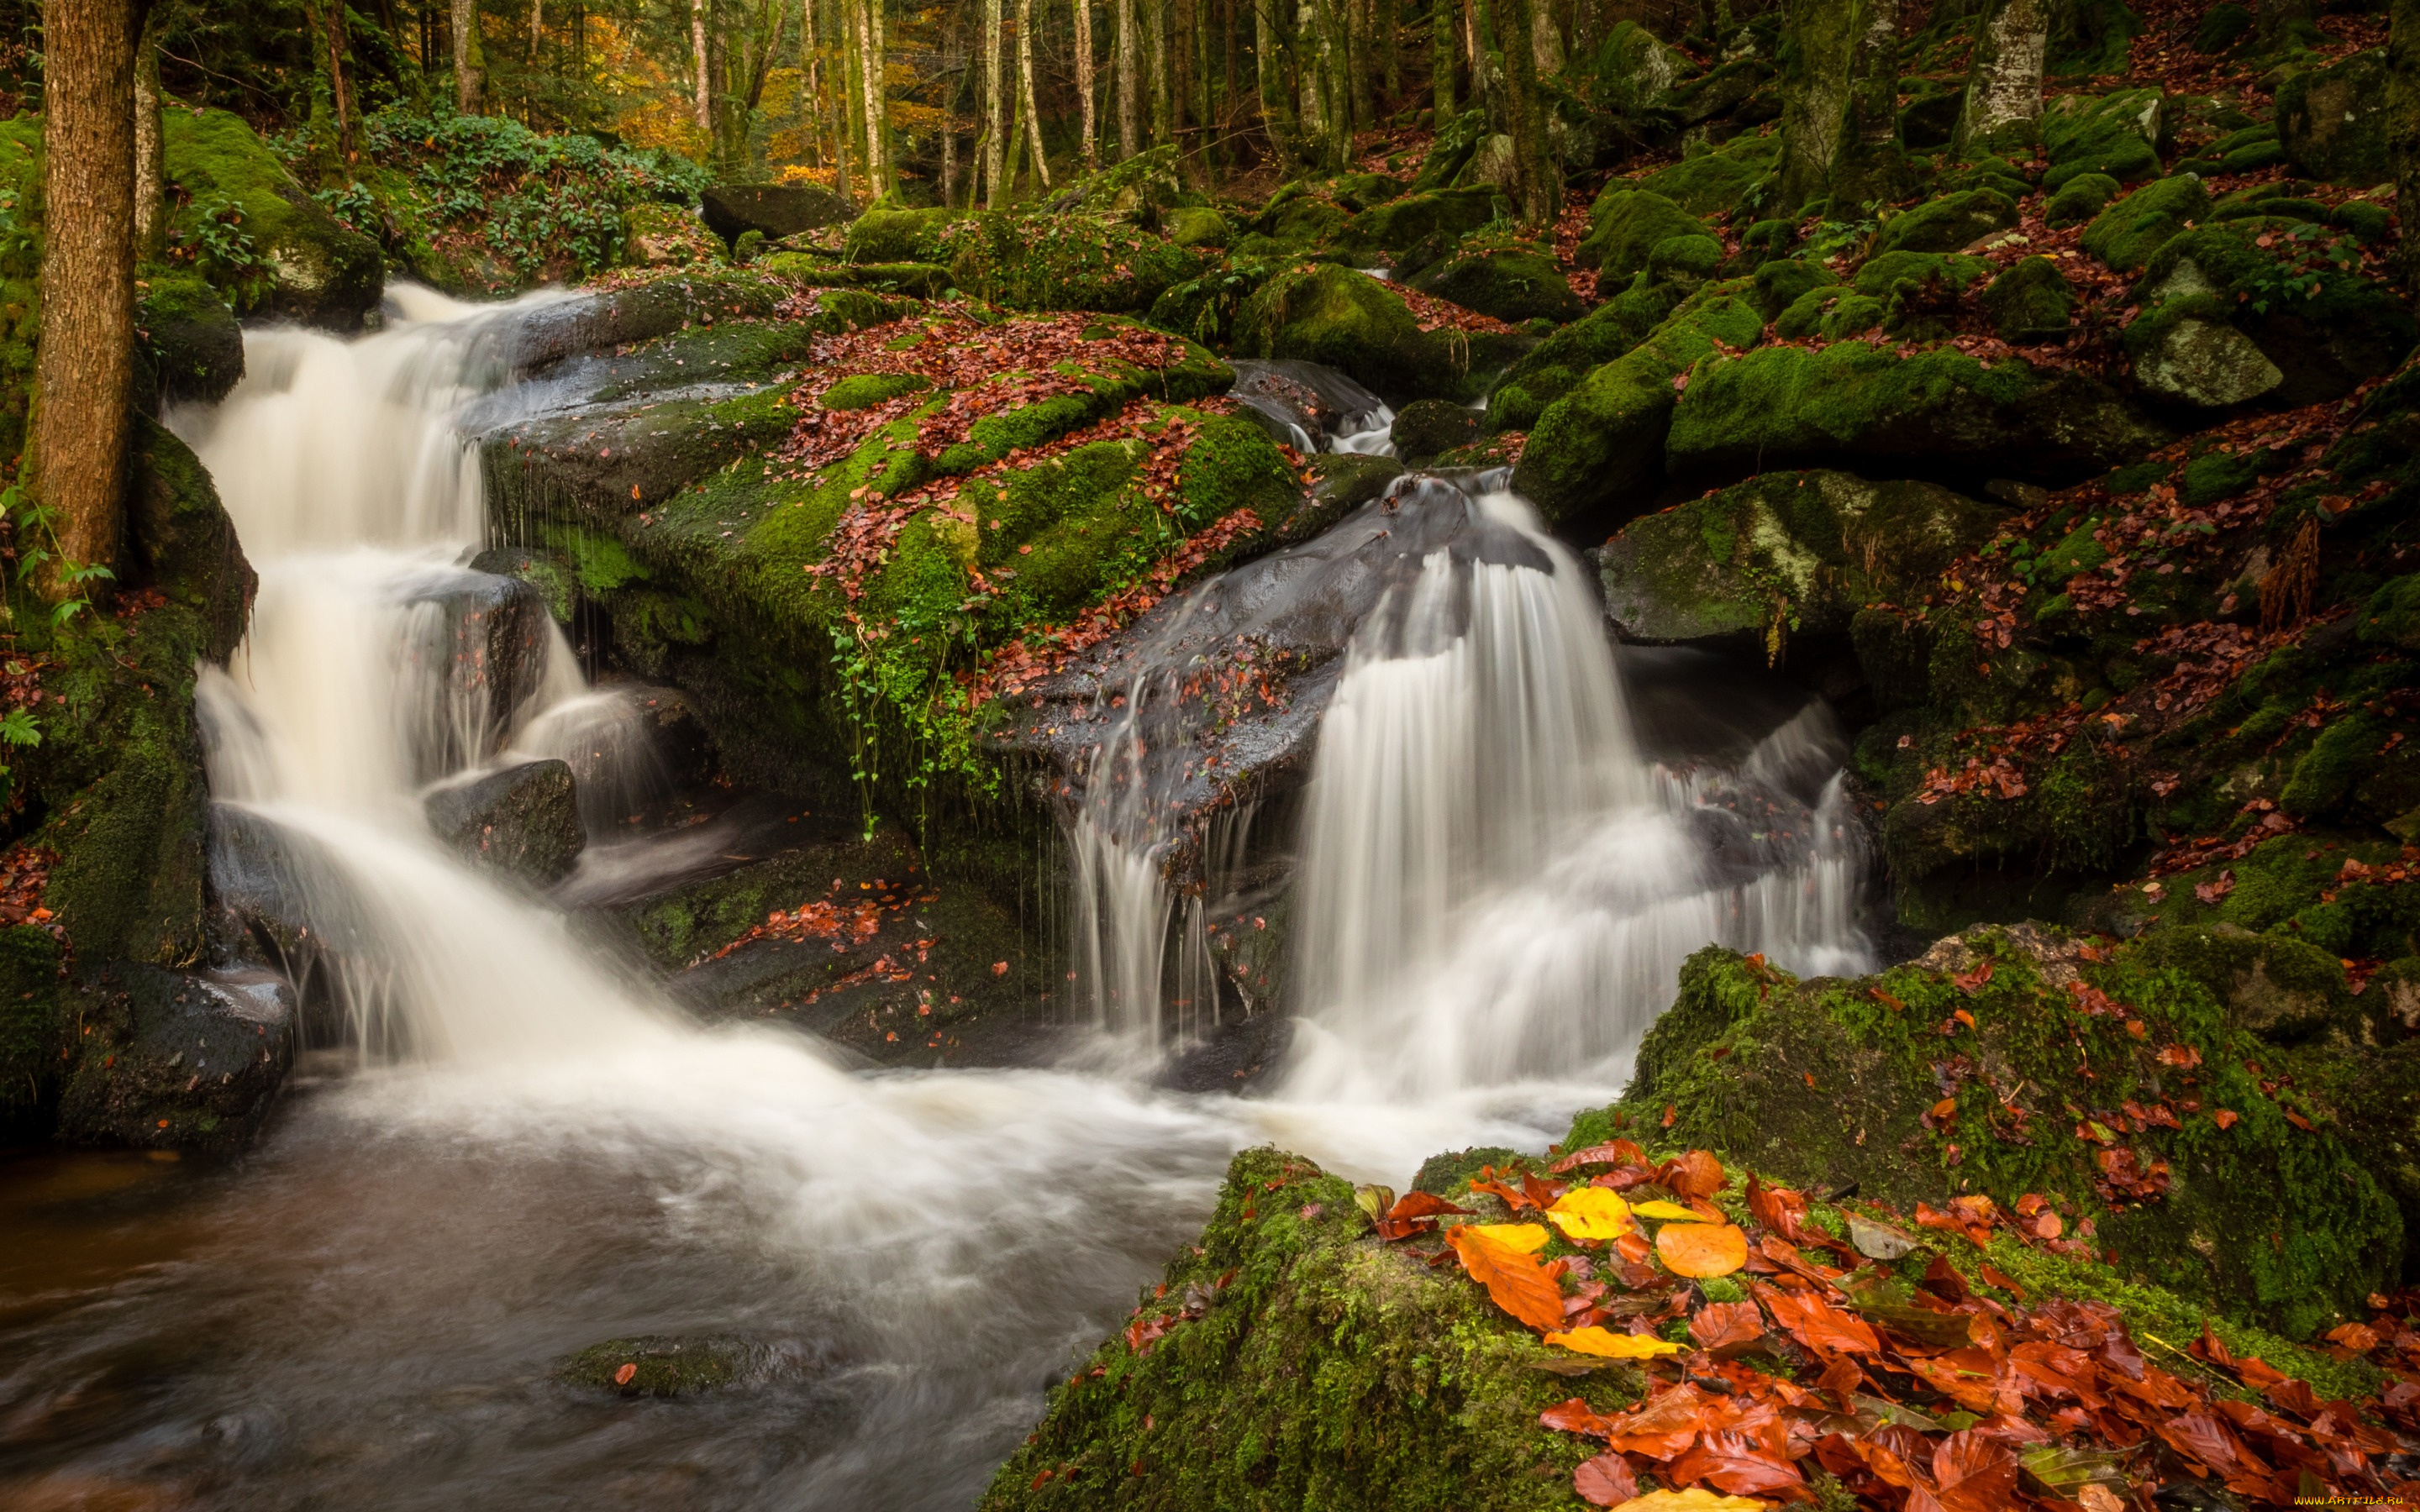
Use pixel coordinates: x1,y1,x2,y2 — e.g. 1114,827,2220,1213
613,1362,638,1386
2215,1109,2240,1129
1933,1428,2020,1512
1541,1397,1611,1436
1551,1139,1646,1173
1691,1300,1767,1353
1376,1189,1471,1241
1572,1452,1639,1507
1754,1282,1881,1356
2327,1321,2381,1352
1662,1104,1676,1128
2196,869,2237,905
1470,1177,1540,1212
1662,1149,1728,1198
1586,1381,1712,1459
1951,958,1996,994
2192,1320,2236,1368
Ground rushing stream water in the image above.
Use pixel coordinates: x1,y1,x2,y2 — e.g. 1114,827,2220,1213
0,289,1870,1510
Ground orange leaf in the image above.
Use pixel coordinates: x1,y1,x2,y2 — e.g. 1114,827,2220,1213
1658,1221,1749,1278
1663,1150,1728,1198
1446,1223,1570,1331
1572,1452,1638,1507
2214,1109,2239,1129
613,1362,638,1386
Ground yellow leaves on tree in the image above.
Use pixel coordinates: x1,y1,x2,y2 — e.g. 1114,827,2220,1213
1445,1223,1570,1331
1656,1221,1750,1278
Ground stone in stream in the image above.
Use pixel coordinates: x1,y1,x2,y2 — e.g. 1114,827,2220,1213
424,759,587,886
556,1335,762,1397
397,571,559,777
53,964,297,1152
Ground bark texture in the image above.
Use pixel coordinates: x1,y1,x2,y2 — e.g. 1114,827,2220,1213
133,0,167,260
1955,0,2049,155
1017,0,1052,187
1831,0,1907,206
2394,0,2420,287
452,0,484,112
1776,0,1857,213
1076,0,1098,168
1494,0,1555,225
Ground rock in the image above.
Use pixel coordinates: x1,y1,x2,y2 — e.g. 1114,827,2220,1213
1898,88,1964,150
125,417,255,661
1981,256,2077,343
1331,185,1504,270
556,1336,760,1397
139,273,243,408
2276,49,2390,186
1045,143,1186,220
1577,190,1708,278
1665,343,2171,486
2123,223,2417,407
2130,924,2358,1043
2044,171,2123,228
2132,316,2284,408
698,182,851,244
1388,398,1478,463
2194,2,2252,52
2040,87,2165,192
1406,245,1583,324
753,253,954,297
1872,188,2019,255
1163,206,1231,248
160,108,383,329
1584,19,1692,116
624,201,723,267
1634,133,1781,214
398,570,560,777
1482,277,1679,432
1462,134,1517,189
1233,263,1525,402
844,202,955,262
944,209,1207,313
1227,359,1391,451
55,964,297,1152
424,759,586,885
2079,175,2208,272
1593,470,2002,647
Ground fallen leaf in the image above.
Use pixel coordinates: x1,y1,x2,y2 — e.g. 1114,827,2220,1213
1691,1300,1767,1353
1848,1214,1918,1259
1447,1224,1571,1331
2214,1109,2239,1129
1548,1326,1686,1358
1664,1150,1728,1197
1658,1222,1750,1278
1606,1492,1771,1511
1631,1199,1708,1223
1575,1452,1640,1507
1465,1222,1550,1253
613,1362,638,1386
1548,1187,1634,1241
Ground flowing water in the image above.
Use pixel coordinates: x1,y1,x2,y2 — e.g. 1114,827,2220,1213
0,290,1870,1509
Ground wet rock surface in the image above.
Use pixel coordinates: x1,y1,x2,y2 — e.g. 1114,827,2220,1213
55,965,297,1152
424,759,587,886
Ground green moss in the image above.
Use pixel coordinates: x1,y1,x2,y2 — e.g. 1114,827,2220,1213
1873,188,2019,255
1332,184,1505,263
941,213,1207,314
0,923,62,1134
1235,263,1512,401
556,1336,745,1397
2041,87,2166,191
1980,256,2077,342
1485,277,1678,432
2081,174,2209,272
1576,188,1707,278
2045,171,2123,227
1637,133,1781,216
160,108,381,324
845,202,956,263
823,371,933,410
1409,245,1583,323
1750,256,1838,321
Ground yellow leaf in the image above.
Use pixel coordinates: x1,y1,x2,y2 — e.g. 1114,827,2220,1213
1629,1200,1708,1223
1544,1326,1683,1358
1465,1222,1550,1253
1546,1187,1632,1241
1611,1490,1772,1511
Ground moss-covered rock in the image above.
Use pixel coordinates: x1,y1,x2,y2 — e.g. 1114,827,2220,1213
845,202,956,263
978,1147,1611,1512
53,964,297,1152
940,212,1206,314
2040,87,2166,192
1594,469,2003,645
1162,206,1230,249
1873,187,2019,255
1481,278,1679,433
2079,173,2209,272
753,252,954,298
2044,171,2123,228
137,273,243,409
1234,263,1520,401
1981,255,2077,342
1388,398,1478,464
2276,48,2390,186
1407,244,1582,323
161,108,383,328
1665,341,2170,486
1634,132,1782,215
1575,187,1707,278
1621,938,2400,1336
1331,184,1506,268
556,1335,755,1397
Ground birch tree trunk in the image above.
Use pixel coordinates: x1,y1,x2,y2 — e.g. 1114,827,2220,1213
452,0,484,112
1147,0,1172,147
37,0,141,598
859,0,892,197
983,0,1007,204
1017,0,1052,187
1296,0,1328,161
1076,0,1098,168
1117,0,1140,157
1464,0,1485,113
1493,0,1555,224
1431,0,1456,118
133,0,167,260
530,0,542,60
692,0,713,134
1954,0,2049,156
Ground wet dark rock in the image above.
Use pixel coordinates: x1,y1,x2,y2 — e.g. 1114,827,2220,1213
1388,399,1479,465
139,274,245,409
557,1336,760,1397
699,183,852,244
398,570,558,777
1226,359,1391,451
1155,1011,1295,1093
424,759,587,885
55,964,297,1152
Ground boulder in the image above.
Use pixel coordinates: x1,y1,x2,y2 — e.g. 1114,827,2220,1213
1233,264,1524,402
1482,278,1680,432
1331,185,1504,268
1164,206,1231,248
699,183,851,244
1665,343,2171,486
2040,87,2165,192
424,759,586,885
1576,188,1706,278
1594,470,2003,646
844,202,955,263
54,964,297,1152
556,1336,762,1397
624,201,723,267
1634,133,1781,214
2276,49,2390,186
2130,924,2358,1043
398,570,560,777
1872,188,2019,255
1388,399,1478,463
1583,20,1693,116
753,252,954,298
943,209,1207,313
139,273,244,408
1981,256,2077,342
1406,245,1583,324
160,108,383,329
2079,174,2208,272
1227,359,1392,451
2044,171,2123,228
2132,316,2285,408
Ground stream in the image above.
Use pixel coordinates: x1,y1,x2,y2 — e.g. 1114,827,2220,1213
0,289,1871,1510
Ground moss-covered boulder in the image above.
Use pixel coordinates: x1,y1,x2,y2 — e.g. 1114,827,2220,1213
939,212,1205,314
1512,279,1765,527
2044,171,2123,228
1633,132,1781,215
1162,206,1229,249
844,202,956,263
2123,221,2417,408
1574,188,1707,278
2040,87,2165,192
1665,341,2170,486
1595,469,2002,645
1981,255,2077,342
1233,263,1521,401
1407,244,1582,324
979,1147,1607,1512
161,108,382,328
1624,938,2400,1336
2276,49,2390,186
53,964,297,1152
1330,184,1505,268
624,201,723,268
1481,278,1679,432
1872,187,2019,255
1583,19,1693,117
2081,174,2209,272
138,273,244,409
1388,398,1477,464
754,252,954,298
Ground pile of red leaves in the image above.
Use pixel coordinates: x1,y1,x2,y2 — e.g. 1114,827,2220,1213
1387,276,1519,336
1370,1143,2419,1509
0,843,60,938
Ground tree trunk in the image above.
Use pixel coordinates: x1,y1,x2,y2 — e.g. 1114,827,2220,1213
452,0,484,112
36,0,141,601
1382,0,1399,106
1253,0,1295,164
1464,0,1485,113
692,0,713,136
2393,0,2420,288
1296,0,1328,160
1431,0,1456,118
1493,0,1555,224
529,0,542,60
1148,0,1173,147
1191,0,1213,178
133,0,166,260
1776,0,1855,213
1830,0,1905,206
1349,0,1376,131
857,0,892,197
983,0,1007,204
1117,0,1140,157
1076,0,1098,168
324,0,355,159
1016,0,1052,187
1954,0,2048,156
1314,0,1348,162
